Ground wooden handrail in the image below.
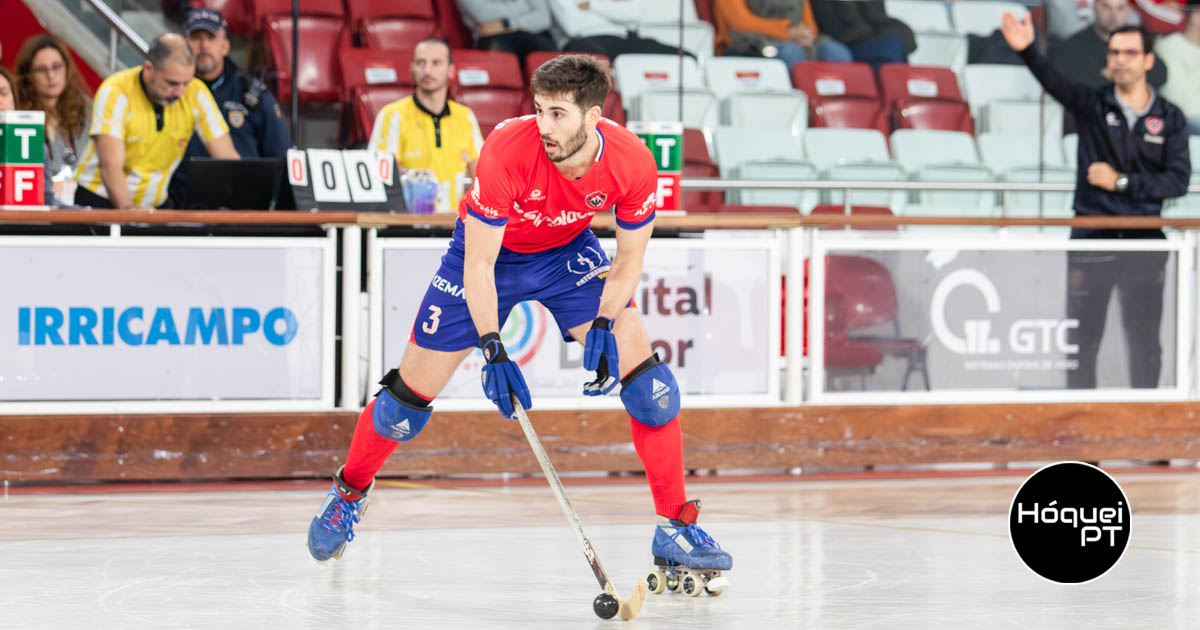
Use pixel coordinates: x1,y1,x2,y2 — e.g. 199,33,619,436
3,209,1200,230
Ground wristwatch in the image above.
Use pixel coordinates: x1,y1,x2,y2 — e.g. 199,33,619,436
501,17,511,30
1115,174,1129,193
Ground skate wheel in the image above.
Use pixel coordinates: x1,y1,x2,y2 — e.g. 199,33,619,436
647,570,667,595
704,575,730,596
681,573,702,597
665,573,680,592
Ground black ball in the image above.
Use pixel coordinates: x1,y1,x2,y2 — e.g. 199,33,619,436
593,592,619,619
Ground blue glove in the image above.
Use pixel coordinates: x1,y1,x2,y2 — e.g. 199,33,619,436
479,332,532,419
583,317,620,396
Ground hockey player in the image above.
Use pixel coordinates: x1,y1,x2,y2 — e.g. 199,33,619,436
307,54,731,590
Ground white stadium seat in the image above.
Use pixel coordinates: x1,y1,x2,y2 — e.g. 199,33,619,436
705,58,807,133
804,128,907,210
950,0,1028,36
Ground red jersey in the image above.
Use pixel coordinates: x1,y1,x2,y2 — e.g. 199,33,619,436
457,115,659,253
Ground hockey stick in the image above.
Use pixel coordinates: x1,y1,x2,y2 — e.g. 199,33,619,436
511,395,648,620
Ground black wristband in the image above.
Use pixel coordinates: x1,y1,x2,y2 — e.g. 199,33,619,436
501,17,511,29
591,316,613,331
479,332,508,363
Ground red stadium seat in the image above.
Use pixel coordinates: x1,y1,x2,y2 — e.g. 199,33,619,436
521,51,626,125
262,15,351,104
338,49,415,145
250,0,343,23
198,0,254,35
824,255,928,389
810,204,896,230
431,0,474,49
878,64,972,134
339,48,413,102
681,129,721,212
449,50,525,136
353,86,413,147
362,19,439,50
346,0,434,24
790,62,887,134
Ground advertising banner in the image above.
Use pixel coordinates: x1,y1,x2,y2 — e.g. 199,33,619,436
812,238,1186,397
375,236,779,405
0,237,332,403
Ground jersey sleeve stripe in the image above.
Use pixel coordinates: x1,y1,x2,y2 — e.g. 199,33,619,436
196,88,229,142
616,212,655,231
467,110,484,156
466,204,508,226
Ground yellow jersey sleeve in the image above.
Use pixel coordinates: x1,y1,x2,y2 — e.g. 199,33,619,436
190,80,229,143
369,103,404,157
88,80,131,139
467,110,484,161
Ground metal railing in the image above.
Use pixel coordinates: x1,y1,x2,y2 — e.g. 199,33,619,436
81,0,149,71
682,177,1200,217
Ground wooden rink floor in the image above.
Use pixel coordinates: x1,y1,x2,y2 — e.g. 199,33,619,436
3,469,1200,629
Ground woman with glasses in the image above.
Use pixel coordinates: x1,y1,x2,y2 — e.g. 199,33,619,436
13,35,90,206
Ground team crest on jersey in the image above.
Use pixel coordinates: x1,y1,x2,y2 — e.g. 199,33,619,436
585,191,608,209
229,109,245,129
1145,116,1163,135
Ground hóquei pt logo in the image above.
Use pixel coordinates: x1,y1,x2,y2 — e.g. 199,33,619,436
1009,462,1131,584
17,306,299,346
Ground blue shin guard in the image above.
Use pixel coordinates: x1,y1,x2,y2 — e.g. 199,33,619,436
372,369,433,441
620,355,680,427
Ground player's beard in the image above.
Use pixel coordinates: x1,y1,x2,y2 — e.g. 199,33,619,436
543,120,589,163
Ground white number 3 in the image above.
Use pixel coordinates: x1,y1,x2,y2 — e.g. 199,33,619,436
422,305,442,334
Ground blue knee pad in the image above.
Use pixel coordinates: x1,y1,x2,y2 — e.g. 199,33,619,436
372,371,433,441
620,356,681,427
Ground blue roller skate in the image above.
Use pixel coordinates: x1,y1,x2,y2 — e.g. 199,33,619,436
307,466,373,562
646,500,732,597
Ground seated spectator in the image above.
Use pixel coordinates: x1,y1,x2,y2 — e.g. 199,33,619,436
73,33,239,210
1051,0,1168,86
1155,0,1200,133
457,0,560,65
810,0,914,68
0,68,14,111
714,0,853,67
547,0,682,59
13,35,91,207
367,38,484,213
169,9,292,206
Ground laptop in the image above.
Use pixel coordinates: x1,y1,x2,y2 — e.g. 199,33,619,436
180,158,281,210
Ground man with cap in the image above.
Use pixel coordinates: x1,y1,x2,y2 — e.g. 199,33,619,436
168,7,292,205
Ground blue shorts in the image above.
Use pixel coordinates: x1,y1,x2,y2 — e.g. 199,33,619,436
410,221,612,351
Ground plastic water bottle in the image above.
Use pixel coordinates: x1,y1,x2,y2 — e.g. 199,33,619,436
400,169,416,211
415,171,436,214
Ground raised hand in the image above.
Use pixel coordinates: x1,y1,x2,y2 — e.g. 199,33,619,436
1000,11,1035,51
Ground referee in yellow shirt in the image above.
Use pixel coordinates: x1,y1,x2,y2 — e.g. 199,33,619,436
368,38,484,214
75,33,239,209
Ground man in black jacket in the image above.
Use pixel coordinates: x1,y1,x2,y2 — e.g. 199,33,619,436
169,8,292,206
1003,14,1191,389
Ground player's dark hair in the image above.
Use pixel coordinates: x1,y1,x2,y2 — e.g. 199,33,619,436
1108,25,1154,53
416,37,452,64
530,54,610,114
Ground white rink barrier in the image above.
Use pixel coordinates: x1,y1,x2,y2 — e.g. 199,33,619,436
0,232,338,414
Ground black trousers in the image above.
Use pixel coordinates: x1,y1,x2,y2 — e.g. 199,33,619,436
74,186,115,209
477,30,558,66
1065,248,1169,389
562,34,692,60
